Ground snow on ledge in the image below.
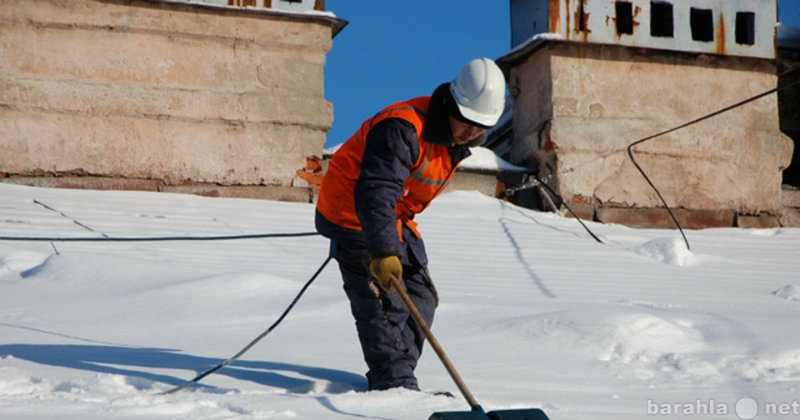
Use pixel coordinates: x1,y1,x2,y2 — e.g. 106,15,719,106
323,145,532,174
459,147,532,173
508,33,566,56
151,0,338,19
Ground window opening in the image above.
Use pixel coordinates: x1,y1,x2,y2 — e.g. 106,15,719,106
615,1,634,35
690,8,714,42
578,0,587,32
735,12,755,45
650,1,674,38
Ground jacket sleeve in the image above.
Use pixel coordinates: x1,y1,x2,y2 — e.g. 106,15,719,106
354,118,420,259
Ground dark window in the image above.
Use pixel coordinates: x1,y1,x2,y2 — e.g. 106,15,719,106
736,12,756,45
616,1,634,35
650,2,674,38
690,8,714,42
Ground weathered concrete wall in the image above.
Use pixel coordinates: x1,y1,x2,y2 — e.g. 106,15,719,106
507,42,793,226
0,0,341,198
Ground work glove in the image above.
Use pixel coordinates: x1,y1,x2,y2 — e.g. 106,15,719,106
369,255,402,293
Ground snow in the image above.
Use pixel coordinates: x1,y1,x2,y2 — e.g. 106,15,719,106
1,182,800,420
458,147,532,173
323,146,533,173
323,143,342,157
507,33,566,56
156,0,338,19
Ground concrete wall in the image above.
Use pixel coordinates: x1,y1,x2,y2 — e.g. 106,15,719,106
505,42,793,227
0,0,342,200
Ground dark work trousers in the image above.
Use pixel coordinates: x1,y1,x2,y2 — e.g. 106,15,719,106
334,238,438,391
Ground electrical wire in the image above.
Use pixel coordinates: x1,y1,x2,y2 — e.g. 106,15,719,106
503,176,603,243
626,70,800,251
535,179,604,243
160,241,336,395
0,232,320,242
1,199,321,242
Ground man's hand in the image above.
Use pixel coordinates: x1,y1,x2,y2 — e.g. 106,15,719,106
369,255,402,293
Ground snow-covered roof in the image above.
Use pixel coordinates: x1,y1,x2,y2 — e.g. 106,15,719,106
3,182,800,419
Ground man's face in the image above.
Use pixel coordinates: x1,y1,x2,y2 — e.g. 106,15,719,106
449,117,486,146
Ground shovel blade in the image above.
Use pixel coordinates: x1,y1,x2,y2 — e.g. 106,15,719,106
429,407,549,420
487,408,550,420
429,409,492,420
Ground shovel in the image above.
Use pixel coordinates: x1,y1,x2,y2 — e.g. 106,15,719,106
389,276,550,420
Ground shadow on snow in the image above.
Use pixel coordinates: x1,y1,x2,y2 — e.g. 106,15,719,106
0,343,367,395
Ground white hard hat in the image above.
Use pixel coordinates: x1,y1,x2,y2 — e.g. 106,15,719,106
449,58,506,127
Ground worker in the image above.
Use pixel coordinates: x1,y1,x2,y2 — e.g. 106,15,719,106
315,58,506,392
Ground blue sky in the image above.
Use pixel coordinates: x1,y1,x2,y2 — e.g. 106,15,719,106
323,1,800,148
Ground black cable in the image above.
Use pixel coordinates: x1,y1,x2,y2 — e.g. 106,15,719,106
34,199,109,237
3,199,321,242
536,179,604,244
5,199,330,393
627,73,800,251
502,176,604,243
160,241,336,395
0,232,320,242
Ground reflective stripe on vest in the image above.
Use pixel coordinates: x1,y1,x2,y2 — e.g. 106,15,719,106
369,105,426,131
410,147,451,188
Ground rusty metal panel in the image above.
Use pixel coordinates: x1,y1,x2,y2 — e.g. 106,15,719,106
531,0,776,59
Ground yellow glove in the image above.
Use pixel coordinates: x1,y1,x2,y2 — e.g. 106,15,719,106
369,255,402,293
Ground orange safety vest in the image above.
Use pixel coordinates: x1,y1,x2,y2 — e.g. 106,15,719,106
317,96,458,239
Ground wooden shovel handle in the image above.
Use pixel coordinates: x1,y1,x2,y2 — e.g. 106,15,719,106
389,275,481,410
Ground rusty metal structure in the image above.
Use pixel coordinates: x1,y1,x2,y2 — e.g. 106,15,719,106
511,0,776,59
